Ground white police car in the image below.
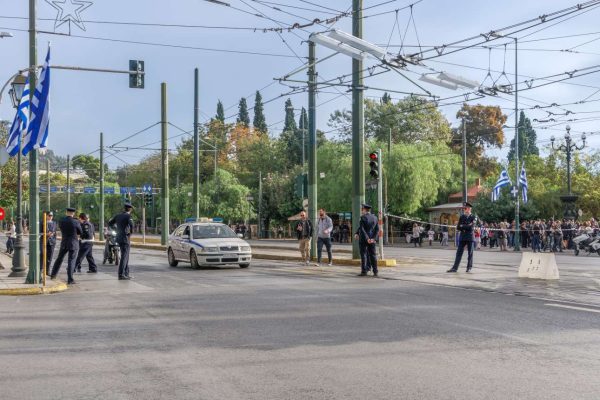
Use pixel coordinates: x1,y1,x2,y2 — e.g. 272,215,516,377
167,221,252,268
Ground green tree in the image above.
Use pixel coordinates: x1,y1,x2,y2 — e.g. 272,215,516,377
0,120,19,211
381,92,392,104
71,154,105,182
215,100,225,123
327,96,452,144
508,110,540,162
237,97,250,127
453,104,507,178
253,91,268,134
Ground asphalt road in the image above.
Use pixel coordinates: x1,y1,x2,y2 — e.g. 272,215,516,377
1,246,599,400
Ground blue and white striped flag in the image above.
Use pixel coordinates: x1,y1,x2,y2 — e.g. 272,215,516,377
22,46,50,155
519,162,528,204
492,168,511,201
6,76,30,157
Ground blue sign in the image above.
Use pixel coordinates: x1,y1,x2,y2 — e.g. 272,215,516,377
142,183,152,194
50,186,58,193
212,217,224,223
84,187,97,194
63,186,74,193
40,186,48,193
119,187,136,194
104,187,115,194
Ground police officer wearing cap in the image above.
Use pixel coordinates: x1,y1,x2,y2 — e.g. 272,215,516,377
355,203,379,277
109,203,135,280
75,213,97,273
50,207,83,285
40,211,57,275
448,202,476,273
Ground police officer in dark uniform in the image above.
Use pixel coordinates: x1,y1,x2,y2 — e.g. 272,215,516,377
447,202,476,273
50,207,83,285
109,203,134,280
75,213,97,273
355,203,379,277
39,211,57,276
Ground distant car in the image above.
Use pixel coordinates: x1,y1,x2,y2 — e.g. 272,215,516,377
167,222,252,269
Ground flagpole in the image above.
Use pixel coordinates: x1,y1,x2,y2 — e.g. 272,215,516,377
513,36,521,252
25,0,39,284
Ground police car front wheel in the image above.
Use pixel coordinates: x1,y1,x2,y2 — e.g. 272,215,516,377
190,249,201,269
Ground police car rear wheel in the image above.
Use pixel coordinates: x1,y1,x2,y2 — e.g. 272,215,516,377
190,249,201,269
168,248,178,267
239,263,250,268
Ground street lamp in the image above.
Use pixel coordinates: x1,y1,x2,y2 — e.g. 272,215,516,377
5,73,28,278
8,73,27,108
0,31,13,38
551,125,586,219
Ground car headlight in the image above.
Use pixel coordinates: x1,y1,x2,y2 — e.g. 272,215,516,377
200,246,218,253
241,246,251,252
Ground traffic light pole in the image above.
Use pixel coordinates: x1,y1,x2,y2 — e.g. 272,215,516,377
308,41,318,260
351,0,365,260
99,132,105,241
161,82,169,245
377,149,384,260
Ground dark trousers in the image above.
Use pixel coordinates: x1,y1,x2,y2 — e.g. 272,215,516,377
532,234,541,252
76,242,97,272
118,242,130,277
51,244,79,283
317,237,332,263
39,240,55,275
452,240,473,270
359,241,378,274
6,237,14,253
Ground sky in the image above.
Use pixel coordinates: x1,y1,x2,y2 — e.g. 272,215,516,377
1,0,600,168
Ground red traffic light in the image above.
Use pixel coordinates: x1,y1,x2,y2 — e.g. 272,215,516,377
369,152,378,160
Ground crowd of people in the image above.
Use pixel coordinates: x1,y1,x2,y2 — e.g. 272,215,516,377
406,218,600,253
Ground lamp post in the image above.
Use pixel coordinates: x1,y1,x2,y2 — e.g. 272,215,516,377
0,31,13,38
6,74,27,277
551,125,586,219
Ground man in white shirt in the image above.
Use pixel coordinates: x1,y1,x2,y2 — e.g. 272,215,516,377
317,208,334,266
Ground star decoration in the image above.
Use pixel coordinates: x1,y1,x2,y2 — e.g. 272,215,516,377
46,0,93,32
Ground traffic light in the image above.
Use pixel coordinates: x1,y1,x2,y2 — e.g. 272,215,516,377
144,193,153,207
369,152,379,179
129,60,145,89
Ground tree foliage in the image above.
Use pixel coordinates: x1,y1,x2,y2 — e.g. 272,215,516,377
253,91,268,134
508,111,539,162
237,97,250,127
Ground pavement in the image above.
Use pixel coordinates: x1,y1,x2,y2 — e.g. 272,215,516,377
1,244,599,399
0,252,67,295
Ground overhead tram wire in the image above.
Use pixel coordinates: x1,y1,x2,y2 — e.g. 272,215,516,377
108,122,161,148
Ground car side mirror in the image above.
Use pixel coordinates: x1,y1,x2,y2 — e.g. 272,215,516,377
237,233,244,238
182,234,190,240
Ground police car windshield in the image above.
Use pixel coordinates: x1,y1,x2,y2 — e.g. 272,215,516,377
192,224,237,239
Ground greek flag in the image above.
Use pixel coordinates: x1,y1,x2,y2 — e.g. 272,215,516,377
6,76,30,157
519,162,528,204
492,168,511,201
22,46,50,155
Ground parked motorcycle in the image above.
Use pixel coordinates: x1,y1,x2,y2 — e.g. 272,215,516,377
103,227,120,265
572,233,600,256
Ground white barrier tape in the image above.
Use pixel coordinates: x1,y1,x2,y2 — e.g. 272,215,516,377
387,213,586,233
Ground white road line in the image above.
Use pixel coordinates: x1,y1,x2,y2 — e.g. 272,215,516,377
545,303,600,314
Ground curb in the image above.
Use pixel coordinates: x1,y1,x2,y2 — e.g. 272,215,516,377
252,253,397,267
0,281,68,296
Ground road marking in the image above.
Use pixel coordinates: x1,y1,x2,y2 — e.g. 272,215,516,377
545,303,600,314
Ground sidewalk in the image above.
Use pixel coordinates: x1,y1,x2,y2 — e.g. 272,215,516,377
0,252,68,295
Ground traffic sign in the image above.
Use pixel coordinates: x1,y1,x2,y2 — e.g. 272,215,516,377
84,187,97,194
120,187,136,194
104,187,115,194
0,207,5,221
142,183,153,194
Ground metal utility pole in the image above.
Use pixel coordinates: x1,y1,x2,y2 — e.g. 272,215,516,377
25,0,39,283
258,171,262,239
513,37,521,251
377,149,384,259
161,82,169,245
46,159,50,212
66,154,71,207
308,41,318,259
99,132,105,241
193,68,200,219
462,119,467,204
351,0,365,259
